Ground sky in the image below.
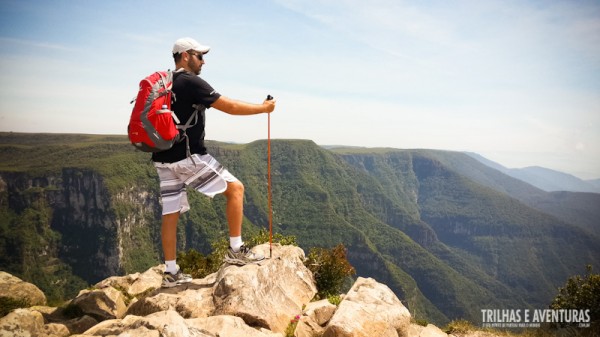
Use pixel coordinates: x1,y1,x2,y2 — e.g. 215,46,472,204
0,0,599,179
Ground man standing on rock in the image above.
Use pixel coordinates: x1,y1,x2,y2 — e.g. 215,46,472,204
152,37,276,287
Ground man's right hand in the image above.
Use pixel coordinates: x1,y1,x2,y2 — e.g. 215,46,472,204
263,97,276,113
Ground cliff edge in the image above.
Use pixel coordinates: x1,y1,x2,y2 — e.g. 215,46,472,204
0,244,501,337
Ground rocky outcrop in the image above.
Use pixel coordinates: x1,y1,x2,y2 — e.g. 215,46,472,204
0,244,503,337
0,271,46,307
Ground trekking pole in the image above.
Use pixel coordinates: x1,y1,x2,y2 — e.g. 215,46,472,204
266,95,274,259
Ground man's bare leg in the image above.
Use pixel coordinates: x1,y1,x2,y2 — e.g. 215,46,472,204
223,181,244,238
222,180,265,263
161,211,180,263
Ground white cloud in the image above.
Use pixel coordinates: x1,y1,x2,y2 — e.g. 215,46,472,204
0,37,77,52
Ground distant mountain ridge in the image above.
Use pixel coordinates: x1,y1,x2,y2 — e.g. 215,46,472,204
465,152,600,193
1,133,598,327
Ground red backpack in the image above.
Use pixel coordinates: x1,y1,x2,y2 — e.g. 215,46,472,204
128,71,198,152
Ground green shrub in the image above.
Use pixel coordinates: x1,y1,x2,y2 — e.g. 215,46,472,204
0,297,30,317
177,239,229,279
412,317,428,327
305,243,355,299
245,228,298,247
327,294,342,306
177,248,211,279
444,319,476,334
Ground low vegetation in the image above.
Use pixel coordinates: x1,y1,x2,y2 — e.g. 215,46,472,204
0,297,30,317
305,243,355,299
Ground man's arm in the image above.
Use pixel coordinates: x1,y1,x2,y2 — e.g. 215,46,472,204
211,96,276,115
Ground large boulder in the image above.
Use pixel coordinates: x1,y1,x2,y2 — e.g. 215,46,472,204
0,308,46,337
0,271,46,308
212,244,317,333
125,272,217,318
323,277,412,337
68,265,163,322
71,286,127,321
95,266,163,297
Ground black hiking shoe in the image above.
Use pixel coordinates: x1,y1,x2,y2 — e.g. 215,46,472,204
162,268,192,288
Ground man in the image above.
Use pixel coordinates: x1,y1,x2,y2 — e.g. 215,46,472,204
153,37,276,287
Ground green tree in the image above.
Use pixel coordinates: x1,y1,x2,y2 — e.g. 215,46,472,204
550,265,599,336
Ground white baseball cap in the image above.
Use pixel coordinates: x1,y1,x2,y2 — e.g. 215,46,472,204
172,37,210,54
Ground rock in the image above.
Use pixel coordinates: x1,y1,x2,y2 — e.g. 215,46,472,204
407,323,449,337
30,306,99,335
0,308,45,337
81,310,214,337
71,286,127,320
43,322,71,337
0,271,47,308
187,315,282,337
295,315,325,337
294,299,335,337
62,315,99,335
323,277,411,337
127,267,164,296
304,299,336,326
212,244,317,333
126,273,217,318
95,265,163,297
126,287,214,318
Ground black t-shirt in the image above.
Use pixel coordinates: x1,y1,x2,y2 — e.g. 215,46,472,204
151,71,221,163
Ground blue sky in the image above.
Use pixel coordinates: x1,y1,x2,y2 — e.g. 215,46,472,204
0,0,599,179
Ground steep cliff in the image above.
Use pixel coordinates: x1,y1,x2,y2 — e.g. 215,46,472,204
0,134,165,300
0,169,125,300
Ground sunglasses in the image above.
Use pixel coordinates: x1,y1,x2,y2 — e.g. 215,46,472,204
188,51,203,61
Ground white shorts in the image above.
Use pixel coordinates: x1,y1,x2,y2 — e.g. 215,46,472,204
154,154,238,215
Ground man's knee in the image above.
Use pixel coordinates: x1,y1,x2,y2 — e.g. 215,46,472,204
225,181,244,198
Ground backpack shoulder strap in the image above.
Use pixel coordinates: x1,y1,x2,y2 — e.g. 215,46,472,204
177,104,203,161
